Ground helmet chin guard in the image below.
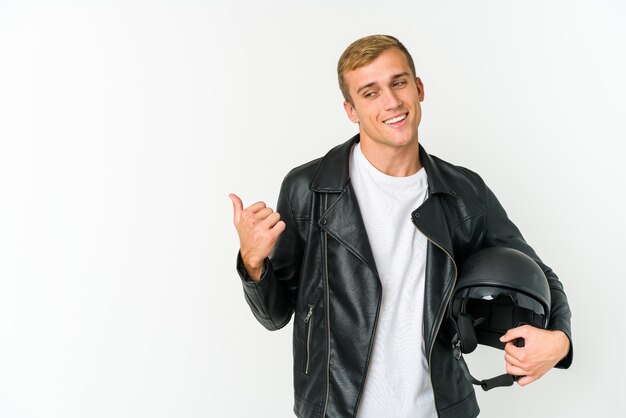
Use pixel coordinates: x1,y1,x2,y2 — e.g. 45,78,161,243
450,247,551,391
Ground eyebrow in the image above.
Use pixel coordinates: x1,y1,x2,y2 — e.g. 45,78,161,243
355,72,411,95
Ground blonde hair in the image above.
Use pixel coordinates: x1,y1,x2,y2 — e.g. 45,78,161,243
337,35,416,104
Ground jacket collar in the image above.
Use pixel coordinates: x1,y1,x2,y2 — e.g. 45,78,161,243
310,134,458,197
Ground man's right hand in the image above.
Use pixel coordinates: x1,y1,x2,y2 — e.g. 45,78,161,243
229,193,286,281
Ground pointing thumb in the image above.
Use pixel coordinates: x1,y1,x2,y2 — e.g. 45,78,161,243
229,193,243,223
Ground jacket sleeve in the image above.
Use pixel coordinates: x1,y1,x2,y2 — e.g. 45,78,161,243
236,176,303,331
481,180,573,369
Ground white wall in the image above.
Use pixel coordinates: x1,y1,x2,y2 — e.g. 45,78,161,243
0,1,624,417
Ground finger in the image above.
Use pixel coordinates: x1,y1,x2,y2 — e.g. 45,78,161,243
247,201,267,213
503,341,522,354
229,193,244,224
500,325,529,343
515,375,537,386
255,207,274,221
504,353,522,368
504,352,530,373
262,211,281,228
272,220,286,236
503,342,526,364
505,363,529,377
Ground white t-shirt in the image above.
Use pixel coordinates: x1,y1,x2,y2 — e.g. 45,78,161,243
349,143,437,418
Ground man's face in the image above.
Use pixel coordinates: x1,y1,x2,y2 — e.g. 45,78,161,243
343,48,424,151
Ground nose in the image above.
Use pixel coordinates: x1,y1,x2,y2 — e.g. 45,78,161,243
382,88,402,110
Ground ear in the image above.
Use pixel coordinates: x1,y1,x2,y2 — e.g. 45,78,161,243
343,100,359,123
415,77,425,102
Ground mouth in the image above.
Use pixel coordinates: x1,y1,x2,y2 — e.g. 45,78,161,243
383,113,408,126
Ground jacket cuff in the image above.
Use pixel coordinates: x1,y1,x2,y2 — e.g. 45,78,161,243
554,331,573,369
236,251,269,284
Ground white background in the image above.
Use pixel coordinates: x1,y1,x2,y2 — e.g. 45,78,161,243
0,1,624,417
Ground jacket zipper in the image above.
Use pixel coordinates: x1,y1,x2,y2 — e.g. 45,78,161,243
321,194,331,417
352,278,382,417
425,237,457,366
304,304,314,375
414,217,458,417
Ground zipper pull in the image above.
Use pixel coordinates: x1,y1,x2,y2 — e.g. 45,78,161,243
304,305,314,323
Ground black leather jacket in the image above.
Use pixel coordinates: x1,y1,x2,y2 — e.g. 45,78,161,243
237,135,572,418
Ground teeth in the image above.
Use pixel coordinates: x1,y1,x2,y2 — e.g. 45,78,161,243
384,114,407,124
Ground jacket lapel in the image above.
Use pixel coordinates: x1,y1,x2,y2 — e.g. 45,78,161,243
320,184,379,275
412,195,454,258
310,134,379,276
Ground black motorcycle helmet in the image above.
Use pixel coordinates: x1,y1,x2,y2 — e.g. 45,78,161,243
449,247,551,391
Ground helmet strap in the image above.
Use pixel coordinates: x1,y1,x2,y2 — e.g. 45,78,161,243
451,315,522,391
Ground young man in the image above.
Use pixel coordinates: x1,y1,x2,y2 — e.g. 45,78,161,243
229,35,572,418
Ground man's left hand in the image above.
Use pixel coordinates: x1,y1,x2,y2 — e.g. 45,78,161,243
499,325,570,386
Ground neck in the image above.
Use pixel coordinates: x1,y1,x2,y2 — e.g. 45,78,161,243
359,139,422,177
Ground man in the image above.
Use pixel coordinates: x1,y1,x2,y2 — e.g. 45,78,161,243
229,35,572,418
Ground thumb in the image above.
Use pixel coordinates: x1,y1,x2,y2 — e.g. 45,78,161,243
228,193,244,223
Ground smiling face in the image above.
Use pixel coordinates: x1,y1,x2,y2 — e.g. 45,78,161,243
343,47,425,153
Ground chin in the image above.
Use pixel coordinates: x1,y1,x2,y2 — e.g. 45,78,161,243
389,135,417,147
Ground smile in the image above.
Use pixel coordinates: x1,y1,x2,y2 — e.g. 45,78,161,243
383,113,407,125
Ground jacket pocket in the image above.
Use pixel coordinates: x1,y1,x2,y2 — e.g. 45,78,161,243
303,304,314,375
